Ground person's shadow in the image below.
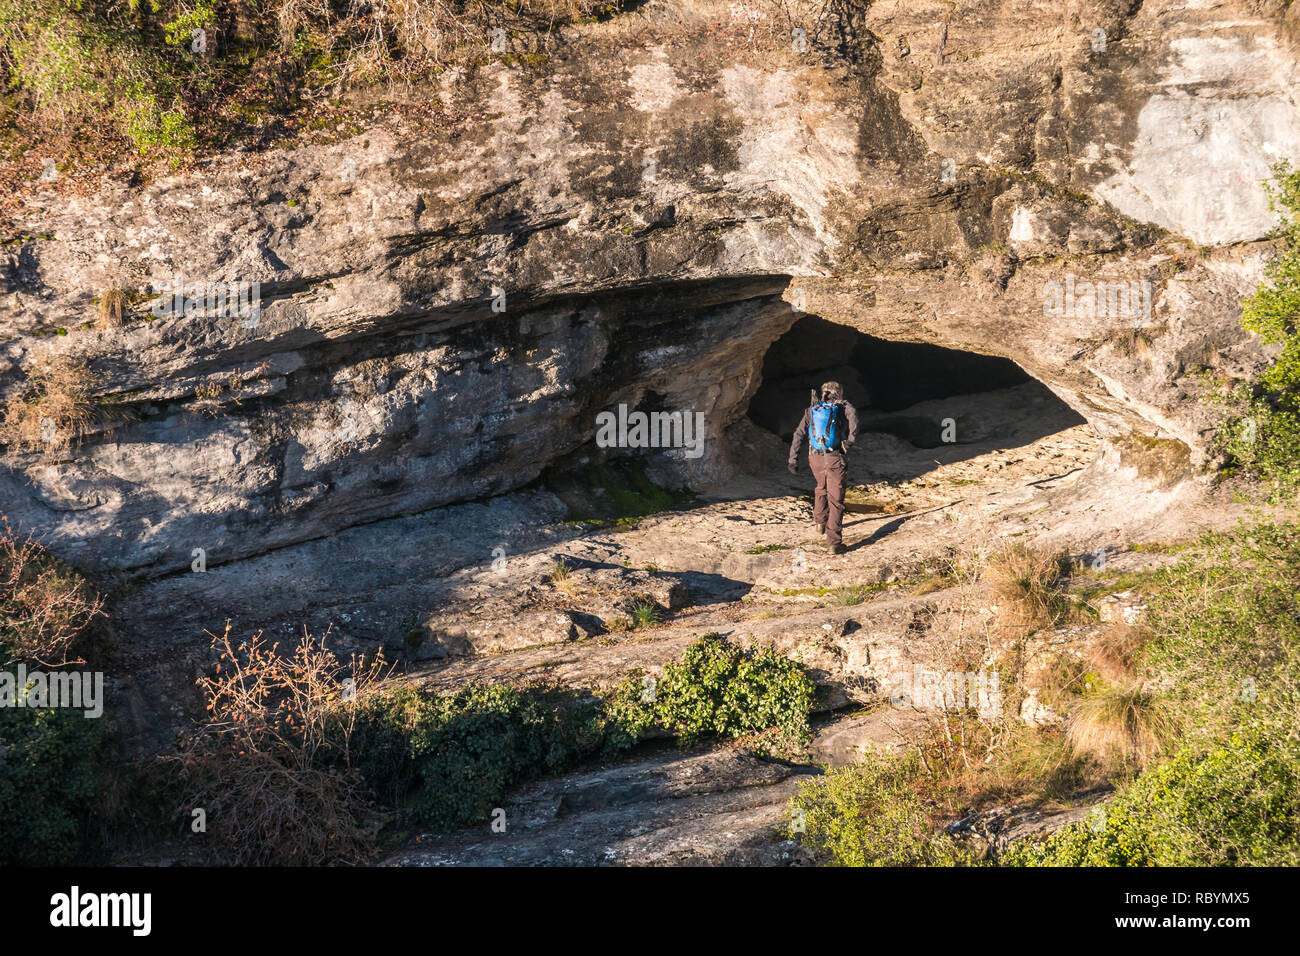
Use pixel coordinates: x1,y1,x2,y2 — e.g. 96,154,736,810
845,501,965,551
848,516,905,550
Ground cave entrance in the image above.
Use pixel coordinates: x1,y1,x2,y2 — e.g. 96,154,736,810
745,314,1087,478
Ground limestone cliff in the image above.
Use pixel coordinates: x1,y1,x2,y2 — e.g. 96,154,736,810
1,0,1294,576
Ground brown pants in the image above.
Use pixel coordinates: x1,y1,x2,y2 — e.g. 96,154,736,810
809,451,848,546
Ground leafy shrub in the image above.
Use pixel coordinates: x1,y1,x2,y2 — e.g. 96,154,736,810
342,636,815,831
0,705,107,865
346,681,633,831
1001,724,1300,866
788,752,974,867
171,629,814,852
615,633,817,748
1213,162,1300,495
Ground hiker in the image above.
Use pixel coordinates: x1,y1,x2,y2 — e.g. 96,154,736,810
788,380,859,554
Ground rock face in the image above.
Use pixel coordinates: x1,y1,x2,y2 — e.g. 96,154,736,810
2,0,1295,580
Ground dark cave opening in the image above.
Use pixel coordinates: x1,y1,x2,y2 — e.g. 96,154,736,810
747,314,1084,449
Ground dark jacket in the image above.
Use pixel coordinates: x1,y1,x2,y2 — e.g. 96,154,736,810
789,400,859,467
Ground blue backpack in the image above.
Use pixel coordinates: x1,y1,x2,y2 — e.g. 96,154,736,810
809,401,841,452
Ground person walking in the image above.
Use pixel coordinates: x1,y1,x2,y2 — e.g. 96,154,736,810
788,380,859,554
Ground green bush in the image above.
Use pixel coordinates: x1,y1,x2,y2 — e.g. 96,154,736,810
1000,724,1300,866
345,682,635,831
617,633,818,748
788,752,974,867
0,704,107,865
342,636,816,831
1214,162,1300,495
1140,519,1300,736
0,1,196,162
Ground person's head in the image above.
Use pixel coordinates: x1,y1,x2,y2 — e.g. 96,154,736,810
820,381,844,402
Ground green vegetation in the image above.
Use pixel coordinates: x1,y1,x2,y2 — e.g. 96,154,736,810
1001,725,1300,866
606,597,664,632
830,584,873,606
345,681,635,831
611,633,817,750
176,631,815,858
547,458,694,529
1,0,204,166
1001,520,1300,865
0,705,108,865
1139,520,1300,736
786,519,1300,867
768,581,895,602
628,598,662,629
1212,162,1300,497
0,1,626,196
0,521,110,865
343,633,815,834
788,752,974,866
1065,566,1162,606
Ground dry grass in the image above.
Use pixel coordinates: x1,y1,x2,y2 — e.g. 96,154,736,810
910,545,985,595
332,0,614,84
95,288,128,330
170,624,392,866
1088,621,1149,686
984,543,1071,637
1,355,100,452
1111,326,1155,360
548,556,578,597
1065,683,1172,770
0,517,104,666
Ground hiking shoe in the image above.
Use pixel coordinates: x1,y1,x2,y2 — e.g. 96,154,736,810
815,523,825,534
830,543,847,555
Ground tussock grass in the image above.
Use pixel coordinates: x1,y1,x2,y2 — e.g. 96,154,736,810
1065,683,1173,770
1088,621,1148,686
1,355,100,452
95,288,128,330
548,556,576,596
831,584,872,606
984,543,1073,636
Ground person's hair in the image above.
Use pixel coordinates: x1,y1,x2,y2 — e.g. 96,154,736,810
820,381,844,402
